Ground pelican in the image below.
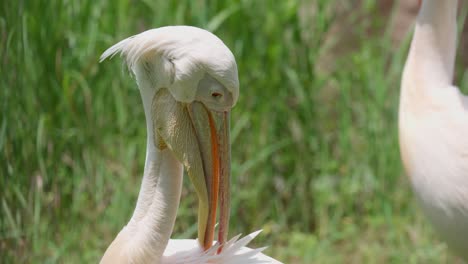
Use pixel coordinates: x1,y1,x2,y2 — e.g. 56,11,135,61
399,0,468,260
99,26,281,263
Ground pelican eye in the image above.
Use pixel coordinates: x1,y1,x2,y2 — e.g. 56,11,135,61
211,92,223,98
195,74,233,111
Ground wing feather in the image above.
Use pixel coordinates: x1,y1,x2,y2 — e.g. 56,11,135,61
162,231,282,264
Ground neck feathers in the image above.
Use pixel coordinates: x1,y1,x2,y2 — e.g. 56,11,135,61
100,88,184,264
127,149,183,263
402,0,458,98
125,86,184,262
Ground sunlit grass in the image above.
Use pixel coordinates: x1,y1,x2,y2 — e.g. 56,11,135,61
1,0,465,263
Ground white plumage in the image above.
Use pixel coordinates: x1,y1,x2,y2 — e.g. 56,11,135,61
399,0,468,260
100,26,281,264
162,231,278,264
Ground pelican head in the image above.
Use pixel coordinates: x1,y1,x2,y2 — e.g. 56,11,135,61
100,26,239,251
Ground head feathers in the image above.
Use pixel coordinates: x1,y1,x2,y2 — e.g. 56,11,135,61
100,26,239,104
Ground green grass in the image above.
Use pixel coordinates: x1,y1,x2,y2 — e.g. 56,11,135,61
1,0,466,263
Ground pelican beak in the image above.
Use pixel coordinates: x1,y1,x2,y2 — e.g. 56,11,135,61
187,103,231,251
152,89,231,252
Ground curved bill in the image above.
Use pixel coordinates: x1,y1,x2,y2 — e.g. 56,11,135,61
188,103,231,251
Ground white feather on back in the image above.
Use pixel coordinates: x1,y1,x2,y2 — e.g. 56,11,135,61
100,26,239,104
162,231,282,264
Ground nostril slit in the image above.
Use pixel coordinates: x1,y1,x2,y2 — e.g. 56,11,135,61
212,92,222,98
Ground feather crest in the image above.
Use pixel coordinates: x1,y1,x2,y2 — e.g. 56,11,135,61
99,26,239,103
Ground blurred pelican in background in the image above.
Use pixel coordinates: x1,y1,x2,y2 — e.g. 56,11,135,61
399,0,468,260
99,26,281,263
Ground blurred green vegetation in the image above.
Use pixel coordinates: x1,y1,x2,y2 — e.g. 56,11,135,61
1,0,467,263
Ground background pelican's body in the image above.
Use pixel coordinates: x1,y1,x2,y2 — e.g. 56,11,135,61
399,0,468,259
100,26,281,264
